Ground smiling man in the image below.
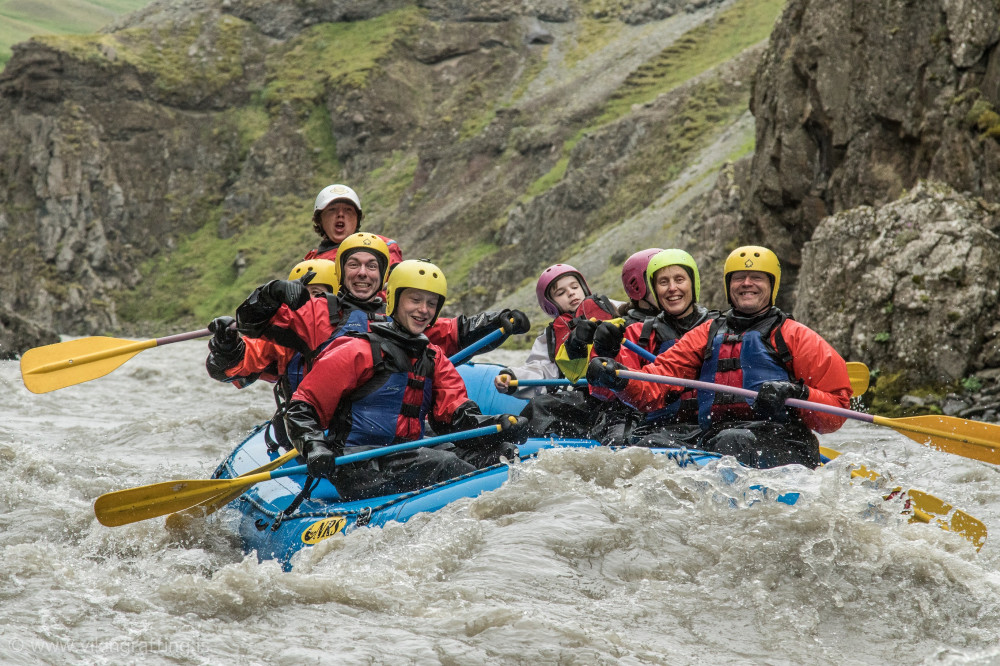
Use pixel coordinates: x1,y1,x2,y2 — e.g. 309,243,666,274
587,246,852,469
282,260,528,500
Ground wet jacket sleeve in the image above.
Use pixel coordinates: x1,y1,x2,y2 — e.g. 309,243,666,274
284,400,339,460
263,297,338,352
426,348,474,426
777,320,852,433
618,321,710,412
217,336,296,387
289,337,376,427
424,317,461,357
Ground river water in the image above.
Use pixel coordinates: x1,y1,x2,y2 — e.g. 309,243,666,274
2,338,1000,665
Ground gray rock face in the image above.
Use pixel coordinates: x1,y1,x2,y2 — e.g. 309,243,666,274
688,0,1000,295
796,182,1000,385
680,0,1000,384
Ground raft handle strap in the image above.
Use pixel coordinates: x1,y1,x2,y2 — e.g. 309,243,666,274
272,476,319,531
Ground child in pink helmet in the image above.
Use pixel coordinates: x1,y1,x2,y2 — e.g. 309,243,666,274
493,263,621,438
494,264,614,398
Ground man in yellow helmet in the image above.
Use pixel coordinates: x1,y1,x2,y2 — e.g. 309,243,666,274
283,260,528,499
210,233,529,448
588,246,852,468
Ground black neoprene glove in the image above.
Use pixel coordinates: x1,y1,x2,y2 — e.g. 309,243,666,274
500,309,531,335
208,316,239,352
206,316,245,380
592,321,625,357
752,380,809,422
304,442,337,478
284,400,344,479
586,357,629,391
494,415,529,446
457,309,524,354
265,279,311,310
564,319,598,359
236,276,312,337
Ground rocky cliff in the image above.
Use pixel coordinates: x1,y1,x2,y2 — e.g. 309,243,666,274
678,0,1000,396
0,0,771,357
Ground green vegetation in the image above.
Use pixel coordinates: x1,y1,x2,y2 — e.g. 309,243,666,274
563,15,621,70
263,8,421,109
587,74,751,233
0,0,151,67
966,97,1000,140
519,0,781,218
363,151,419,235
961,376,983,393
118,194,314,323
596,0,784,126
36,14,255,100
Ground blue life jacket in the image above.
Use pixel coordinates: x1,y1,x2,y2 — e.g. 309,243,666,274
696,309,794,430
266,299,387,453
332,327,436,448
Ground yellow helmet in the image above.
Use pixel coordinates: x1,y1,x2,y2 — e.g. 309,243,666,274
724,246,781,306
385,259,447,325
336,232,391,292
288,258,339,293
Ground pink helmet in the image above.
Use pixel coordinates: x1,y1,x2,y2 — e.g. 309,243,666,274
621,248,664,301
536,264,590,316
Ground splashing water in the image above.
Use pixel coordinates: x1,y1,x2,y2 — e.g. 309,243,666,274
2,342,999,664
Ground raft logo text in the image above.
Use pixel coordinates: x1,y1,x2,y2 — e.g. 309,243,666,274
3,636,207,658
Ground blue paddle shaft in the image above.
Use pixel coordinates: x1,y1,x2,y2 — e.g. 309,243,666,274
448,327,506,366
515,378,587,387
622,338,656,362
266,424,502,481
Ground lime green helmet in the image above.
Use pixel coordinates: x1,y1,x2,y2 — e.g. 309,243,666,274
645,249,700,303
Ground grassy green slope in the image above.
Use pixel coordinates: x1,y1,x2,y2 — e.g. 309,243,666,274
0,0,151,66
119,1,783,325
15,1,783,328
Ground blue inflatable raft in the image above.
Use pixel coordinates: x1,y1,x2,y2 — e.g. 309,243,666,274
211,363,795,570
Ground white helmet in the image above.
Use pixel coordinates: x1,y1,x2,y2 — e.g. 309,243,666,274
313,184,363,223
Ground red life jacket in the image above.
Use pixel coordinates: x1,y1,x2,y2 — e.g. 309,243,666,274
544,295,619,363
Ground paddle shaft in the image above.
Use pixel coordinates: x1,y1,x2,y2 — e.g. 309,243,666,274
262,423,505,480
616,370,1000,452
448,328,505,366
622,339,869,396
510,378,587,387
95,423,505,527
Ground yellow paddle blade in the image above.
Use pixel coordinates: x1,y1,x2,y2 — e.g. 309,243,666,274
554,343,590,383
873,414,1000,465
905,489,987,551
20,336,156,394
820,447,986,551
165,448,298,530
846,362,870,396
94,470,276,527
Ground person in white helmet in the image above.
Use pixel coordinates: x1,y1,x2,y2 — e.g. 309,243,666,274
304,184,403,266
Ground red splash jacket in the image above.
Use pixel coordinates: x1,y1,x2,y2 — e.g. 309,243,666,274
619,314,852,434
